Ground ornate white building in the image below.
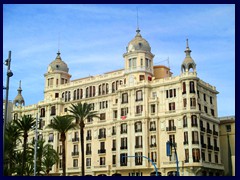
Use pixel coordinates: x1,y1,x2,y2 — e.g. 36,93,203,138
12,28,224,176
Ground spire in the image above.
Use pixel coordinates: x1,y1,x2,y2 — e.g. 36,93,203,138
135,7,141,37
13,80,25,106
56,50,62,60
184,38,192,57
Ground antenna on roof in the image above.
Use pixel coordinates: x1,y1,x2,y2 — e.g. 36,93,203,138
155,57,170,68
58,32,61,52
137,7,139,30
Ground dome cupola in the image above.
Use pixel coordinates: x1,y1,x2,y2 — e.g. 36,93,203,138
126,28,151,53
13,80,25,106
47,51,69,73
181,39,196,73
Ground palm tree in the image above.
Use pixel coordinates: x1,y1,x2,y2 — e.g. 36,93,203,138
68,102,99,176
4,121,22,176
46,116,77,176
15,115,35,176
42,144,59,176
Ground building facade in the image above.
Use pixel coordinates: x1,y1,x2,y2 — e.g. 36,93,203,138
219,116,235,176
12,28,224,176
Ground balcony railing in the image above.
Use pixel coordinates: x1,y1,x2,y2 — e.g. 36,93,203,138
86,151,91,155
150,127,156,131
183,124,188,128
192,141,199,144
135,129,142,133
120,130,127,134
201,143,207,148
208,145,213,150
135,145,143,148
72,152,79,156
213,131,219,136
200,126,206,132
191,123,198,127
214,146,219,151
207,129,212,134
120,163,127,166
86,136,92,141
166,126,176,131
120,146,127,150
98,134,106,139
135,98,143,102
98,149,106,154
150,143,157,148
72,137,79,142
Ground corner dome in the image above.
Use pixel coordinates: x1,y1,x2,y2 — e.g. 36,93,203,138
127,29,151,53
48,51,69,73
181,39,196,73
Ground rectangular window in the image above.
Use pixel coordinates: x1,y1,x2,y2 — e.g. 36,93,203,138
122,93,128,103
73,159,78,167
112,155,116,165
226,125,231,132
211,109,215,116
86,158,91,167
112,126,116,135
151,104,156,114
121,108,128,116
192,148,200,162
136,90,143,101
151,152,157,163
120,153,128,166
150,135,156,147
135,136,142,148
183,98,187,108
121,137,127,149
204,106,208,114
135,152,143,165
192,131,199,144
136,105,143,114
208,153,212,162
139,75,145,81
112,139,116,151
202,151,205,161
185,149,189,162
86,143,91,155
210,96,213,104
121,123,127,133
150,121,156,131
100,113,106,120
113,110,117,119
168,120,175,131
100,157,105,166
198,103,201,111
169,102,175,111
215,154,219,163
184,131,188,144
190,98,196,108
204,94,206,101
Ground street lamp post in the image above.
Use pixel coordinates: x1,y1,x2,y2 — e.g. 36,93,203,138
166,141,179,176
3,51,13,154
34,113,39,176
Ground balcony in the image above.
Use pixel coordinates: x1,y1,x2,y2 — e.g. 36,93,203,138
150,143,157,148
207,129,212,134
135,129,142,133
191,123,198,127
192,141,199,144
86,151,91,155
213,131,219,136
135,162,143,165
166,126,176,131
135,145,143,149
98,149,106,154
98,134,106,139
72,152,79,156
136,98,143,102
208,145,213,150
112,132,116,136
86,136,92,141
214,146,219,151
150,127,156,131
120,130,127,134
120,163,127,166
120,146,127,150
201,143,207,148
72,137,79,142
200,126,206,132
183,124,188,128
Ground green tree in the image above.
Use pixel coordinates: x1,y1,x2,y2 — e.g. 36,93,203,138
42,144,59,176
4,121,22,176
46,116,77,176
68,102,99,176
14,115,35,176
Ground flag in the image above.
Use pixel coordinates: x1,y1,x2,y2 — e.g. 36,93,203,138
121,116,126,120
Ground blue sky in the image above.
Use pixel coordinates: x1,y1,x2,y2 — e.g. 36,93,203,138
3,4,235,117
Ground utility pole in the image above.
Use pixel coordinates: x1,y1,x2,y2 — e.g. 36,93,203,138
3,51,13,156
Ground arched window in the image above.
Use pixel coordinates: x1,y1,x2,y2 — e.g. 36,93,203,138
73,90,76,100
77,89,79,99
40,108,45,117
183,116,187,127
182,82,186,94
112,82,115,93
98,85,102,95
190,81,195,93
86,87,89,98
135,121,142,132
136,90,143,101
